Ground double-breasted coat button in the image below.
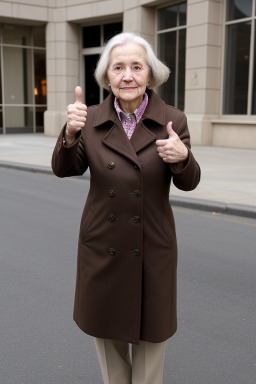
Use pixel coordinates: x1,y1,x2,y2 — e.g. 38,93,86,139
107,161,115,169
108,190,116,197
108,213,116,222
134,190,141,198
131,249,140,256
109,248,116,255
133,216,141,223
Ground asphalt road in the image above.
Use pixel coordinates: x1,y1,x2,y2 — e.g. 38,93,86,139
0,168,255,384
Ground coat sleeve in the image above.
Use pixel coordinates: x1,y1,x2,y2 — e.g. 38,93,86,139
51,125,88,178
170,112,201,191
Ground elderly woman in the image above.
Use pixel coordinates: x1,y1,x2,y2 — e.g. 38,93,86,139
52,32,200,384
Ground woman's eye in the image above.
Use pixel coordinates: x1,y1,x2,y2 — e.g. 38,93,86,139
114,66,122,71
134,66,141,70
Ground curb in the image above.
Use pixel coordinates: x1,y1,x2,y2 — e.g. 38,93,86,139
0,160,89,179
0,161,54,176
1,160,255,220
171,196,256,220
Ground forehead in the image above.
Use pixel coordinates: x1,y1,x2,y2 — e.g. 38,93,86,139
109,42,147,63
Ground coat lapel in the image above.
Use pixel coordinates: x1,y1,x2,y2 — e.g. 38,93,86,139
103,121,140,165
130,90,167,152
94,94,140,165
93,90,166,162
130,121,156,153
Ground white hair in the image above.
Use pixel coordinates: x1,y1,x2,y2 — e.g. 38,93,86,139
94,32,170,90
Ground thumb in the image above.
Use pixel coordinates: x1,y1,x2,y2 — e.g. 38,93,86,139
167,121,176,138
75,86,82,103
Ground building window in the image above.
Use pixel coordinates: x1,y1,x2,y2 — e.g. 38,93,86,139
82,22,122,106
0,24,47,134
157,2,187,110
223,0,256,115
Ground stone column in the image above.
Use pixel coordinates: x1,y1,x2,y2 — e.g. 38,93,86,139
44,12,79,136
185,0,223,145
123,2,155,48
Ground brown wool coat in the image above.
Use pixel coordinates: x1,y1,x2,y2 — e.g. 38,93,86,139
52,89,200,344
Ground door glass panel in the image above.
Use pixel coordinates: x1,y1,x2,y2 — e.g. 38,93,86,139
33,26,46,47
36,106,46,133
223,22,251,114
3,46,33,104
5,106,33,133
104,22,123,42
34,50,47,105
83,26,101,48
3,24,31,46
226,0,252,21
83,23,123,105
84,54,100,106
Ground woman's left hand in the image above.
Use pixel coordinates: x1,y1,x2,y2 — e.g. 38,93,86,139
156,121,188,166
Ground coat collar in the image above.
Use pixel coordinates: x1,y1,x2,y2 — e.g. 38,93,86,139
93,89,166,127
141,89,166,125
94,90,166,164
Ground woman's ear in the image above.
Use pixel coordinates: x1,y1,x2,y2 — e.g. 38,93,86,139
146,69,153,88
103,74,110,88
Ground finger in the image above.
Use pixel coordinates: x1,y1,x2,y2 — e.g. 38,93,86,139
158,153,175,163
166,121,178,139
75,103,87,111
166,121,173,137
68,120,85,129
167,121,177,138
68,115,86,123
69,109,87,117
156,139,168,147
157,146,169,154
67,106,87,117
75,86,83,103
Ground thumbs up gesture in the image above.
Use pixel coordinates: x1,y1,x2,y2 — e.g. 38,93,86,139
66,86,87,144
156,122,188,166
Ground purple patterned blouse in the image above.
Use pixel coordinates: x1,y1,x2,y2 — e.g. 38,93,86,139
114,93,148,140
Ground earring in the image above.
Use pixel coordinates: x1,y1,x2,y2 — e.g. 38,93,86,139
108,83,111,86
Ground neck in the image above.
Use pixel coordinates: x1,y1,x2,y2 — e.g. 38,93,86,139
119,97,143,115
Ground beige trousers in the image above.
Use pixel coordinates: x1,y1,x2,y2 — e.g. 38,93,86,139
94,338,166,384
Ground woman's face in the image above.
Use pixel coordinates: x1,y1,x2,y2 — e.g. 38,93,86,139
107,42,150,113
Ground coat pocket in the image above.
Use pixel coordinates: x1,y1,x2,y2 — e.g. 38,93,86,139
80,208,96,242
160,213,176,249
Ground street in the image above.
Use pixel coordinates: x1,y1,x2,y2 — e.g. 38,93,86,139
0,167,256,384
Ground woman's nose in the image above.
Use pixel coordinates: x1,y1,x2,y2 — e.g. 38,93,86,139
123,68,133,81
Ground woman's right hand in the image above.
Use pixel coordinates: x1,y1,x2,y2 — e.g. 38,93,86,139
66,86,87,145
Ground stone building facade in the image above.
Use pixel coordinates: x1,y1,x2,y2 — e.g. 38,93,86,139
0,0,256,148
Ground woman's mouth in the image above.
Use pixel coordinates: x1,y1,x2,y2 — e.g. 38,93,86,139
120,87,136,91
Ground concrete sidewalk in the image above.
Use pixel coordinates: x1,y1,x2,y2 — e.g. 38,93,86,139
0,133,256,218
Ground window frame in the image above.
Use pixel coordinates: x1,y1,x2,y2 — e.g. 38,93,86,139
155,1,187,110
221,0,256,117
0,23,47,134
80,20,122,105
